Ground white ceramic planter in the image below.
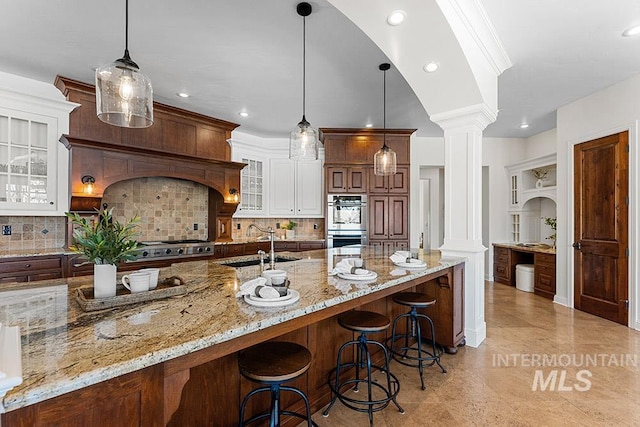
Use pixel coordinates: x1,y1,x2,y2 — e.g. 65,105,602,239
93,264,117,298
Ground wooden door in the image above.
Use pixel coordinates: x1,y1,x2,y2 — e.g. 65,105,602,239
326,166,347,193
347,167,368,192
369,196,388,239
574,131,628,325
388,196,408,240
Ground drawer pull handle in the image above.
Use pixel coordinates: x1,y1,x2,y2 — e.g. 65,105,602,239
25,264,31,268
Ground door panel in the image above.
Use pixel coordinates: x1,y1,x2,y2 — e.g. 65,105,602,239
574,131,628,325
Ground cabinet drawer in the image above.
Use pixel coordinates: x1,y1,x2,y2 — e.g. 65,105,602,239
535,272,556,293
536,263,555,276
535,253,555,265
297,241,325,250
275,242,299,251
494,247,509,258
0,256,62,274
224,244,245,257
494,263,508,277
496,253,509,263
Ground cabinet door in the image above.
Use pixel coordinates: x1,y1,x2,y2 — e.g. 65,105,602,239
368,196,388,239
389,166,409,193
388,196,408,240
0,108,63,214
295,160,323,216
326,166,347,193
348,167,368,193
269,159,295,215
368,168,388,193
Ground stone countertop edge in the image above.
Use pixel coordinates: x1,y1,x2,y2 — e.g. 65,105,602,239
492,242,556,255
1,248,464,412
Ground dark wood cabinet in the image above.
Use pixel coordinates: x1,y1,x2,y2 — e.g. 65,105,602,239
326,166,368,193
274,241,325,252
0,256,63,284
534,252,556,299
369,166,409,194
493,244,556,299
369,195,408,246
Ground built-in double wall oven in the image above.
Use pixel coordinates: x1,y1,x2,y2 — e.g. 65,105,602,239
326,194,367,248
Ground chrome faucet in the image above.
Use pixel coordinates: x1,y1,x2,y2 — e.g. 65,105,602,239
257,249,266,273
247,224,276,270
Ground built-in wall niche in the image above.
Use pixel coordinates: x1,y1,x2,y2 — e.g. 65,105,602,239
514,197,557,244
522,164,557,190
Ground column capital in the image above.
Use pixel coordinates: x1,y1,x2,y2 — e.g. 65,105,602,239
430,102,497,132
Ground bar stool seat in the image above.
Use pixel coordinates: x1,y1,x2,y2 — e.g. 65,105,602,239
323,310,404,426
389,292,446,391
238,341,317,427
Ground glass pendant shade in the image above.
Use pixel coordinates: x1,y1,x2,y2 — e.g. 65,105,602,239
374,144,397,175
96,58,153,128
373,62,397,175
290,116,319,160
290,2,318,161
95,0,153,128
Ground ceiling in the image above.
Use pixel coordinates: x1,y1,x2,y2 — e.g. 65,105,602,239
2,1,640,139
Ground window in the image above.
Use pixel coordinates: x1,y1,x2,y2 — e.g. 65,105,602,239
240,158,263,211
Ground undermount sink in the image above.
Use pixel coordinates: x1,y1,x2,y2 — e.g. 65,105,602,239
220,256,300,268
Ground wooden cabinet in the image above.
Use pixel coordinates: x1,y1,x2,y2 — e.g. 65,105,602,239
493,246,511,285
534,252,556,299
368,195,408,246
55,77,238,163
325,166,367,193
274,240,325,252
1,365,163,427
369,166,409,194
0,256,63,284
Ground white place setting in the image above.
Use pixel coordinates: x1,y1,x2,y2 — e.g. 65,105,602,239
331,258,378,281
236,274,300,308
389,251,427,269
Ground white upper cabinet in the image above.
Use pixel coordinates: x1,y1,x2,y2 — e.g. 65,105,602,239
230,131,324,218
0,72,77,215
269,158,323,217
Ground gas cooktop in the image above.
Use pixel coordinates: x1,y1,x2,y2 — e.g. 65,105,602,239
133,240,214,261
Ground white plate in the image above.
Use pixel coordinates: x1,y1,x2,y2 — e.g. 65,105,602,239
247,288,295,302
244,289,300,307
337,271,378,281
393,260,427,269
239,277,267,292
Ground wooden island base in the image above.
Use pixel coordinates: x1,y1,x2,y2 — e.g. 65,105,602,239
2,264,463,427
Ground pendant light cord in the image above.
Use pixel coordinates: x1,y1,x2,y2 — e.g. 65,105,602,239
123,0,131,60
383,66,388,149
302,14,307,120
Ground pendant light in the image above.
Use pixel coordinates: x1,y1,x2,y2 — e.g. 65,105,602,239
95,0,153,128
373,63,397,175
289,2,319,161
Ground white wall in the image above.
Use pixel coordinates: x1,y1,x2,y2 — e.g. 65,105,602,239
525,128,557,159
556,73,640,330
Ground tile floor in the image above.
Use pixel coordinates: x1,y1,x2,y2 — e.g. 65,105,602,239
306,282,640,426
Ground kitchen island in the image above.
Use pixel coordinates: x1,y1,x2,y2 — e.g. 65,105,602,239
1,247,464,426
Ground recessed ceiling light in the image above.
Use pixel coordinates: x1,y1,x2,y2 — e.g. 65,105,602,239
519,123,530,129
622,24,640,37
238,111,249,118
365,123,373,128
423,62,439,73
176,92,190,98
387,10,406,26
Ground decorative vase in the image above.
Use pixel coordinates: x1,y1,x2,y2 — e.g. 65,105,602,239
285,230,295,240
535,179,543,189
93,264,117,298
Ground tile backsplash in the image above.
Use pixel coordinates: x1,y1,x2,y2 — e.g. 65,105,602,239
0,177,325,252
232,218,325,241
103,177,209,242
0,216,66,251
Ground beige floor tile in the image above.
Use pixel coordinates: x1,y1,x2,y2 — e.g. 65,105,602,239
300,282,640,426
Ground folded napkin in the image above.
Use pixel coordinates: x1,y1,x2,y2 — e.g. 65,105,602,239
389,251,412,264
332,258,369,276
236,277,267,298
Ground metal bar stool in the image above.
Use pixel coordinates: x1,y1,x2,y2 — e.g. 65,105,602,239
238,341,318,427
388,292,447,390
323,310,404,426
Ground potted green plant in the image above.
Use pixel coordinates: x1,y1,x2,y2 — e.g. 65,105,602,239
543,216,557,248
282,221,297,240
66,208,140,298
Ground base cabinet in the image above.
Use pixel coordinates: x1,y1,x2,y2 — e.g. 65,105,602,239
0,256,63,284
534,253,556,299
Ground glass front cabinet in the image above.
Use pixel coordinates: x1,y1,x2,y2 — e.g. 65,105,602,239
0,75,77,215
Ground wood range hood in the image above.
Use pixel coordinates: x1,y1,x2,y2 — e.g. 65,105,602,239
55,76,245,242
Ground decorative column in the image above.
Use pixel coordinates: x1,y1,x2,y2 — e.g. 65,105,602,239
431,103,496,348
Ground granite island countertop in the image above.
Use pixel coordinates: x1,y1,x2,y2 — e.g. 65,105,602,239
0,247,464,412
